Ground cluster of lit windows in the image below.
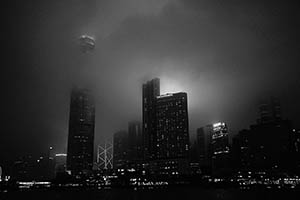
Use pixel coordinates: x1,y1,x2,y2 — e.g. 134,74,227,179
73,135,90,143
213,149,230,155
212,132,228,140
213,122,226,130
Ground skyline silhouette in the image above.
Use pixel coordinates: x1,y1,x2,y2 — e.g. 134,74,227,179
1,0,300,184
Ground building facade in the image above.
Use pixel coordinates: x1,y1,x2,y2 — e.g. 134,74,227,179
67,87,95,176
142,78,190,176
211,122,231,176
257,97,282,124
127,121,143,164
195,125,213,174
232,98,295,174
234,120,294,172
155,93,189,160
113,130,128,169
152,92,190,175
55,154,67,178
142,78,160,160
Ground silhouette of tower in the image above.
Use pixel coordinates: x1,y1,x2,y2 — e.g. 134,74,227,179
113,130,128,169
67,87,95,176
153,92,190,175
195,125,213,173
66,35,96,176
211,122,230,176
142,78,160,160
0,166,2,181
257,97,282,124
156,93,190,160
128,121,143,163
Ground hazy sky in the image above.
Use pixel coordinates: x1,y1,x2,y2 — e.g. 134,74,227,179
2,0,300,163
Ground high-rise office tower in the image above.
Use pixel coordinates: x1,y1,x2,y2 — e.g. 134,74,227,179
211,122,230,176
54,154,67,177
293,129,300,174
257,97,281,124
128,121,143,163
156,93,189,159
45,146,55,179
234,120,294,172
195,125,213,173
113,130,128,169
154,92,190,175
67,87,95,175
12,156,33,181
231,129,251,171
142,78,190,175
142,78,160,160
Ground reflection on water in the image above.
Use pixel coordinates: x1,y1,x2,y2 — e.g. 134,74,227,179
1,188,300,200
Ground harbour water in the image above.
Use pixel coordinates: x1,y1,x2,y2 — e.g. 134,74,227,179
1,187,300,200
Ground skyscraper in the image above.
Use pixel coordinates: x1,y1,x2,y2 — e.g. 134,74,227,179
54,154,67,177
234,120,294,172
154,92,190,175
142,78,160,160
67,87,95,176
113,130,128,169
195,125,213,174
257,97,282,124
211,122,231,176
293,129,300,174
128,121,143,163
231,129,251,171
156,93,189,159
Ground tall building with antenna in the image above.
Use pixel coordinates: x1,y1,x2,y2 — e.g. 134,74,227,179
66,35,96,176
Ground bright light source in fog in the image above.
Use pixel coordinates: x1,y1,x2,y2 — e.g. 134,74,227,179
160,76,185,94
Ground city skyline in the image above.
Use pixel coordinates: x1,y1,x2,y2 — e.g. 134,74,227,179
1,77,299,191
2,0,300,171
1,76,297,164
2,1,300,198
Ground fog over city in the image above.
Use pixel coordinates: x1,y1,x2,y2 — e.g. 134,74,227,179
2,0,300,162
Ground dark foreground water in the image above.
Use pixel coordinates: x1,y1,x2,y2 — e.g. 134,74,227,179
1,188,300,200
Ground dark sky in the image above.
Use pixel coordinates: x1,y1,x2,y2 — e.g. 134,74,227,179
2,0,300,164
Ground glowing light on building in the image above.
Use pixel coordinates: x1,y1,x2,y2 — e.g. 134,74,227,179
79,34,95,53
55,153,67,157
213,122,224,128
156,93,174,99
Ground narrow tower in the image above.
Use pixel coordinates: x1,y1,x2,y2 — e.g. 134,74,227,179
66,87,95,175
